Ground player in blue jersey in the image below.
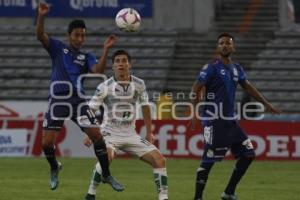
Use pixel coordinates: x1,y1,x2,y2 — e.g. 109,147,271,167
189,33,281,200
36,2,124,192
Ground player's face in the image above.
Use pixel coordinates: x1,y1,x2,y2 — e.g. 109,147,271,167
113,54,131,76
217,36,235,57
68,28,86,50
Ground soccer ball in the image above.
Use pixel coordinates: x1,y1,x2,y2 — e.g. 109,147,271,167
115,8,141,32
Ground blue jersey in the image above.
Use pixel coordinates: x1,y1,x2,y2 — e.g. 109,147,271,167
45,37,97,96
197,59,247,120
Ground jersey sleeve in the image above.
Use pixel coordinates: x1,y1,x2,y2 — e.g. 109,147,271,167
238,65,247,83
46,37,63,58
197,64,214,84
86,53,98,72
88,83,107,110
138,81,149,104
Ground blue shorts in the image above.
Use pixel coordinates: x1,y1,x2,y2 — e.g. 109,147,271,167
43,93,99,131
201,120,255,162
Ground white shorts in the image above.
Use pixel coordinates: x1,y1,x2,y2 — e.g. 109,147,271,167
102,131,158,158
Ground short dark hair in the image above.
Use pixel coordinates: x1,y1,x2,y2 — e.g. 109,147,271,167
217,33,234,42
68,19,86,34
112,50,131,63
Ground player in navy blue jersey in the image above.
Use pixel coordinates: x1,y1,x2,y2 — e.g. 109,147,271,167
189,33,281,200
36,2,124,192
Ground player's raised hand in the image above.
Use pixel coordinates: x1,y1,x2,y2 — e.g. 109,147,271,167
38,2,49,16
83,137,93,147
265,103,282,115
145,132,155,144
103,35,117,49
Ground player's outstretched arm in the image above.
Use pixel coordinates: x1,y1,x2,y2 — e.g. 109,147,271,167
36,2,50,48
142,105,154,144
240,80,281,114
91,35,117,74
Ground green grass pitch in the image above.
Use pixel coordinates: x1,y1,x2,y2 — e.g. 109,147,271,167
0,158,299,200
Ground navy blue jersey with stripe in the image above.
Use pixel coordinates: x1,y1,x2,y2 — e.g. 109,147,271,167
197,59,247,120
45,37,97,96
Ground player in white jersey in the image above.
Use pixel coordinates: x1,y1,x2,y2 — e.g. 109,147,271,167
84,50,168,200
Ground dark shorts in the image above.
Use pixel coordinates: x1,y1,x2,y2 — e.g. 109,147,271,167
201,120,255,162
43,93,99,131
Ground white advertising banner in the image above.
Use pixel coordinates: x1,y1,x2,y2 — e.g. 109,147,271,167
0,101,94,158
0,129,28,157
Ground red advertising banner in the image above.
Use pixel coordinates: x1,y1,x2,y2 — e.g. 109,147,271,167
136,120,300,160
1,101,300,160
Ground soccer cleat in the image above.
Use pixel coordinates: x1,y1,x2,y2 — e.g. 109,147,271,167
49,162,62,190
221,192,239,200
84,193,96,200
102,175,124,192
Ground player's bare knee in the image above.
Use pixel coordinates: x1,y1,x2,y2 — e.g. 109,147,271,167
42,138,55,148
90,134,100,142
42,130,57,147
86,130,103,143
246,154,255,162
42,142,53,149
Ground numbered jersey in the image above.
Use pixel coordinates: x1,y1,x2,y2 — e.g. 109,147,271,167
89,76,149,136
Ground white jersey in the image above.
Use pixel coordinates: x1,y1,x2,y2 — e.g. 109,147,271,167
89,75,149,136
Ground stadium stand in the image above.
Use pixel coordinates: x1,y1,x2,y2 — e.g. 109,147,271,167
0,0,299,115
0,25,176,100
252,27,300,113
163,0,300,116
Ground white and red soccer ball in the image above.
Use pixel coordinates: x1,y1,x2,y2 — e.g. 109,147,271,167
115,8,141,32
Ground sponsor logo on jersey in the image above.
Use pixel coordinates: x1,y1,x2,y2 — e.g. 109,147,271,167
63,48,69,54
74,60,85,66
77,54,86,60
220,69,226,75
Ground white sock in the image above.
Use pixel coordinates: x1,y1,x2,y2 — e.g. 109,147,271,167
153,168,168,200
88,162,102,195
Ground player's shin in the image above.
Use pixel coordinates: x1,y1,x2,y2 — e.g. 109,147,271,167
88,163,102,195
43,145,58,170
224,156,254,195
93,138,111,178
194,162,214,200
153,168,168,200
